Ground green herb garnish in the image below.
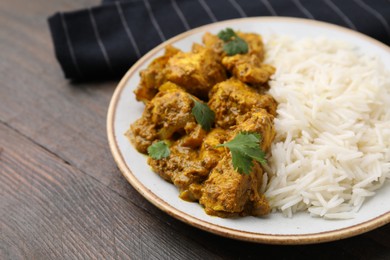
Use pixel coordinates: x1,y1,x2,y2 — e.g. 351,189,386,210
217,28,236,41
147,141,170,160
191,97,215,131
217,132,266,174
217,28,249,56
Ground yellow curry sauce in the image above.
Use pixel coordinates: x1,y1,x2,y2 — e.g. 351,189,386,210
126,30,277,218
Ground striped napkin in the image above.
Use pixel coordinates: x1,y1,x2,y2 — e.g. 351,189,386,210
48,0,390,80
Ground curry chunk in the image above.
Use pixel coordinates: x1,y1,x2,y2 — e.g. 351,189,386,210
126,115,158,154
234,109,276,152
148,143,209,202
202,31,266,61
204,31,274,87
222,54,275,86
149,83,196,140
134,45,181,102
237,32,265,61
149,128,229,202
165,48,226,99
208,78,277,128
199,128,229,170
127,82,197,153
202,32,224,61
199,155,270,217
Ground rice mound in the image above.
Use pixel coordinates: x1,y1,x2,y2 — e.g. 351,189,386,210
263,36,390,219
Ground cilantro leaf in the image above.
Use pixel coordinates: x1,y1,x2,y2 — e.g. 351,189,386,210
217,28,236,41
242,146,267,165
223,37,249,56
217,28,249,56
147,141,170,160
231,150,253,175
217,132,266,174
191,97,215,131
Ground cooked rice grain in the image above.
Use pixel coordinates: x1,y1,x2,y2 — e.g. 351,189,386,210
264,36,390,219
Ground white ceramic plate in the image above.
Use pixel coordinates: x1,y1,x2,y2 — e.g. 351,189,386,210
107,17,390,244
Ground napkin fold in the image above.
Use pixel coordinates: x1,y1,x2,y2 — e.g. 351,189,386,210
48,0,390,80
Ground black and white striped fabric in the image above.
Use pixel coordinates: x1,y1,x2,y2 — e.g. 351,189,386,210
48,0,390,80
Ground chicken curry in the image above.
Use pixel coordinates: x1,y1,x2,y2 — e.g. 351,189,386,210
126,29,277,218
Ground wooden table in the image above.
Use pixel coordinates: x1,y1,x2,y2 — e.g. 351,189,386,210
1,0,389,258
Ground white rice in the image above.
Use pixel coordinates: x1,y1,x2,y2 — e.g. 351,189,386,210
263,35,390,219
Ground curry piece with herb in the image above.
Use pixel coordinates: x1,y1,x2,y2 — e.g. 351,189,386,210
127,28,276,218
164,46,227,99
208,78,277,129
134,45,181,102
200,155,270,217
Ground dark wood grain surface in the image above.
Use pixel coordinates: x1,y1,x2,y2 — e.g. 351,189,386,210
1,0,389,259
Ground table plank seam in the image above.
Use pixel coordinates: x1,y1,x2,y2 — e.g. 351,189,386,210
0,120,174,225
